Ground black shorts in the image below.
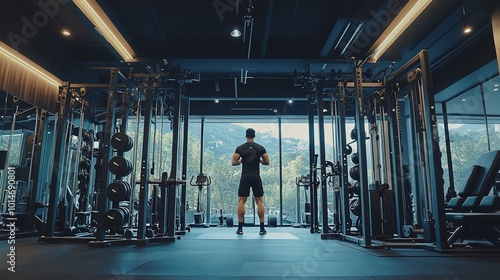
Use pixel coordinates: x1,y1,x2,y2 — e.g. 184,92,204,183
238,174,264,197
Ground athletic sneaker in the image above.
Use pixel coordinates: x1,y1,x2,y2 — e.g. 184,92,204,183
259,228,267,235
236,228,243,235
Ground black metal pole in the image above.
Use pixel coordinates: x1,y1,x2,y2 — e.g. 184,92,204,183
317,91,329,234
418,50,447,250
180,96,190,232
307,94,317,233
96,69,119,241
441,103,455,201
278,117,283,226
337,83,351,235
46,84,71,237
200,117,205,174
200,117,210,223
407,75,424,231
480,84,491,151
387,84,405,237
354,66,371,246
167,84,182,237
138,89,153,239
27,109,47,232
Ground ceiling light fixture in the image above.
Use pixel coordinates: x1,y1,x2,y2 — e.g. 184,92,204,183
238,0,254,59
0,41,63,87
214,98,220,103
230,29,241,38
73,0,136,61
61,29,71,36
368,0,433,62
230,0,242,38
288,98,293,104
462,4,472,34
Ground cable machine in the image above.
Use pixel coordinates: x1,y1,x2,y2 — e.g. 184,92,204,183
321,51,447,251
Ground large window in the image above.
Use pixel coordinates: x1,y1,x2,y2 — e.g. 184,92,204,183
178,114,362,227
444,86,489,189
0,132,25,167
483,76,500,151
281,119,309,225
202,121,279,225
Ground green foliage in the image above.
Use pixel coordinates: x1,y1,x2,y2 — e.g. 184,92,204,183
439,124,491,191
124,120,312,221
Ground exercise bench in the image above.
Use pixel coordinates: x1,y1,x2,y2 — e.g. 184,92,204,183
445,150,500,247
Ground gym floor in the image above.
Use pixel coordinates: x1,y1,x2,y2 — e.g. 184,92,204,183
1,226,500,280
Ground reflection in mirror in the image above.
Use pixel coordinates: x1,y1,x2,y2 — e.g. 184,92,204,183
0,90,55,232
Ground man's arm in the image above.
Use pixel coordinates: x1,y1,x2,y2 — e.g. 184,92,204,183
260,153,270,165
232,153,241,166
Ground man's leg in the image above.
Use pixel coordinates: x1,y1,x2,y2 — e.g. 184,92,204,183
237,196,246,234
255,196,265,223
255,196,266,234
238,196,247,223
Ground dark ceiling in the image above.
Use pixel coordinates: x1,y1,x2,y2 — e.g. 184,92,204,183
0,0,499,116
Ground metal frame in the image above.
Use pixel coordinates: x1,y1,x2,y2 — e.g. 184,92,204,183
179,96,190,233
441,103,456,201
317,90,329,234
137,88,153,239
387,83,406,237
337,83,351,236
95,69,119,241
46,82,71,237
307,93,320,233
278,117,283,226
26,109,48,232
166,83,183,237
340,50,447,250
353,66,372,246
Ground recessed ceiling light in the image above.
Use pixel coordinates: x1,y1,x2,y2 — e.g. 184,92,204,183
62,29,71,36
230,29,241,38
461,98,466,102
288,99,293,104
214,98,219,103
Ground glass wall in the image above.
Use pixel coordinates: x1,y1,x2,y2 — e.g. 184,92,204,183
441,86,489,190
483,76,500,151
201,121,279,225
185,121,201,225
281,119,309,225
437,74,500,196
180,116,344,227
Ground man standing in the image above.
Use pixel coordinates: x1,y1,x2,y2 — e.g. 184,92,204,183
232,128,270,235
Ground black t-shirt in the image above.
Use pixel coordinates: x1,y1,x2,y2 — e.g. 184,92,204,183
235,142,267,175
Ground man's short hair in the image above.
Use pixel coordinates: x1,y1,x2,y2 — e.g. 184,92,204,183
246,128,256,138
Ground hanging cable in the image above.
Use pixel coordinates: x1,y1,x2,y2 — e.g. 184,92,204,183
150,92,158,176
